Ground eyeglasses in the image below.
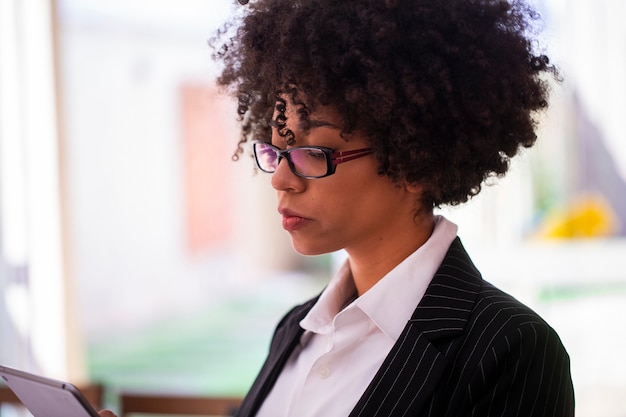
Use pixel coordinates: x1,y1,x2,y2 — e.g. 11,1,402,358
252,140,373,179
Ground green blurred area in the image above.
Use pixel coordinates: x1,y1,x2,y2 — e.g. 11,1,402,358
538,281,626,303
86,274,326,405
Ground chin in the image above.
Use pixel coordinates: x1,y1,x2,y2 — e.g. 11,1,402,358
290,238,336,257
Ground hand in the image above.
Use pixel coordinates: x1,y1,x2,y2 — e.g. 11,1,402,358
98,410,118,417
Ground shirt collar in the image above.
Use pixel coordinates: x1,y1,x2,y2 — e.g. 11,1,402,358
300,260,358,334
300,215,458,340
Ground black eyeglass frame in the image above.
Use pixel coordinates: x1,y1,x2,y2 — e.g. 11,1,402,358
252,140,373,179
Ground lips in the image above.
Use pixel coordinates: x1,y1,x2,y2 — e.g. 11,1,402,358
278,208,310,231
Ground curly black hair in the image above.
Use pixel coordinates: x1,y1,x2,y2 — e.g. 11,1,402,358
211,0,559,208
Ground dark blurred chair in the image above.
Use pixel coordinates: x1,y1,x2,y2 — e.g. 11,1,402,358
0,385,20,406
76,384,106,409
119,392,242,417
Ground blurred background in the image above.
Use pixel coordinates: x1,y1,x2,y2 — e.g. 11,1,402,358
0,0,624,416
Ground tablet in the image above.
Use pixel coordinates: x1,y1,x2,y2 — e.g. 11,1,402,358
0,364,100,417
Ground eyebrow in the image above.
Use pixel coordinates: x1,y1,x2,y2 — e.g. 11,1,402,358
308,118,339,129
269,117,337,128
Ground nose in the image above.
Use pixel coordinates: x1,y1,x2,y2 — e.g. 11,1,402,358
270,156,305,192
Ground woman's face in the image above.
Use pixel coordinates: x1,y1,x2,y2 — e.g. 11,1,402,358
268,100,425,257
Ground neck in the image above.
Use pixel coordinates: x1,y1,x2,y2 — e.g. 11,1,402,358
347,213,436,296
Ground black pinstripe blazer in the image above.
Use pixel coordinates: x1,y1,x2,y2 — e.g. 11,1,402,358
235,237,575,417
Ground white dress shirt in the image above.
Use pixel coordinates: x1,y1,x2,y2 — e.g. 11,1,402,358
256,216,458,417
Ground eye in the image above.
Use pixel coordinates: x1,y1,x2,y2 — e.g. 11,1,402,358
304,149,327,160
260,147,278,161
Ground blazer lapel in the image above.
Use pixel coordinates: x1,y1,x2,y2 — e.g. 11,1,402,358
349,237,482,417
236,296,318,417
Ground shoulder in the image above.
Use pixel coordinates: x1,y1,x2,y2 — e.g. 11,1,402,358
431,237,569,364
472,280,548,332
451,275,567,362
469,280,565,351
455,278,573,407
456,282,574,415
437,237,561,344
432,249,574,415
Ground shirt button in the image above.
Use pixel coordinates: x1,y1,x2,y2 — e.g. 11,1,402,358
318,365,331,379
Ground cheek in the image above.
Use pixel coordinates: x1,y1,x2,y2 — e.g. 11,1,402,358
314,181,375,226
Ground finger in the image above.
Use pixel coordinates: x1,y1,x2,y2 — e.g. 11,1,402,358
98,409,118,417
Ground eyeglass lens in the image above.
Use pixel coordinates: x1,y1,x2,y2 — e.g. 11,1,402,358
255,142,329,177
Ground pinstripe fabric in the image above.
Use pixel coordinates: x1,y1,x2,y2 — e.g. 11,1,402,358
235,238,575,417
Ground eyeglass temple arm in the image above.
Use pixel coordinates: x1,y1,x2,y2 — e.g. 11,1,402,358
331,148,373,164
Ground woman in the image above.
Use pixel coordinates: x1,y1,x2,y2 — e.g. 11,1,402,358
103,0,574,416
216,0,574,416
